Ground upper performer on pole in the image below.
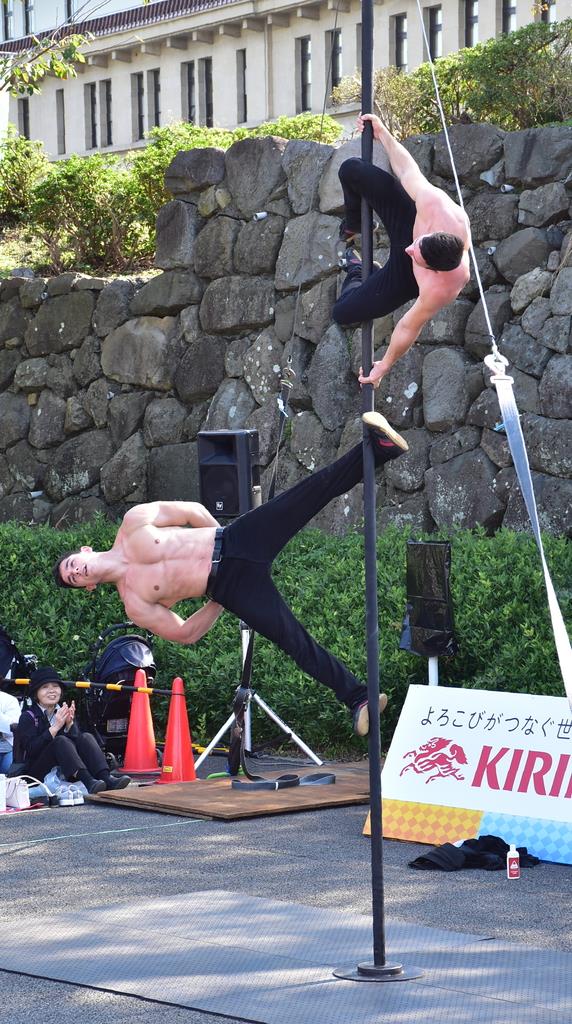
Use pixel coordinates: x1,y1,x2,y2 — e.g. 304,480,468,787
333,113,471,388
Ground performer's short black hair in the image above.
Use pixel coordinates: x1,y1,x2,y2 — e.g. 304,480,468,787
52,550,76,588
420,233,464,271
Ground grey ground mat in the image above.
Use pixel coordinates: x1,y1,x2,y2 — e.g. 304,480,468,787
89,761,370,818
0,890,570,1024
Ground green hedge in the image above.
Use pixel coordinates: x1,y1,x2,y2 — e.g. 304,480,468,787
0,521,569,754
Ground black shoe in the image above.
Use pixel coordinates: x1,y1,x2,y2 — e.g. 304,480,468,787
362,411,409,452
87,778,107,795
104,774,131,791
338,245,362,270
352,694,388,737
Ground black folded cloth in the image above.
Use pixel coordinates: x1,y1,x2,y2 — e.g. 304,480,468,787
409,834,541,871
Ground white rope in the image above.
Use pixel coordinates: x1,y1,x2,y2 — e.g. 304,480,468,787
412,1,572,705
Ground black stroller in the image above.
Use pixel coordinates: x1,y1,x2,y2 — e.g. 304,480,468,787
79,622,156,768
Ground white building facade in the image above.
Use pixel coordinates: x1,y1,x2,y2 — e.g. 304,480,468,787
1,0,569,159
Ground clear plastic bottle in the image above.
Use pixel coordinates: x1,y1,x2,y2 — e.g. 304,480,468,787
507,844,520,879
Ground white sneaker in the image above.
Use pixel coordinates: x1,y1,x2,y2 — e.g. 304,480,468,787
57,785,75,806
69,785,84,806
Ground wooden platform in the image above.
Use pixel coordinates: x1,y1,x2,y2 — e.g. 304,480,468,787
90,762,370,820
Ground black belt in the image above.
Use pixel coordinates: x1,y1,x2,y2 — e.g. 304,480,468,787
206,527,224,600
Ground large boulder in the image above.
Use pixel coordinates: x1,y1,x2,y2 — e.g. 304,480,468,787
72,335,102,387
200,277,274,333
282,139,335,215
108,392,153,446
433,124,505,184
503,472,572,536
493,228,550,284
164,148,225,196
498,323,552,378
518,183,570,227
384,428,431,492
6,440,45,491
245,397,283,466
0,392,30,449
243,329,284,405
294,277,338,345
415,298,473,345
510,268,553,315
194,217,242,279
425,449,504,529
234,216,286,276
504,127,572,187
539,355,572,419
28,390,66,448
464,193,518,243
0,349,21,389
130,271,203,315
24,292,94,356
522,413,571,477
13,357,48,393
464,288,512,359
0,297,31,343
155,200,203,270
93,280,136,337
101,316,179,390
275,212,339,290
306,324,359,430
373,344,424,429
101,432,147,503
204,378,257,430
44,430,114,501
550,267,572,315
291,410,338,470
175,334,227,404
422,348,472,431
318,139,391,214
225,136,289,219
429,426,481,466
538,315,571,354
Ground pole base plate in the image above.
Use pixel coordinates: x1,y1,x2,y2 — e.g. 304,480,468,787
333,961,424,982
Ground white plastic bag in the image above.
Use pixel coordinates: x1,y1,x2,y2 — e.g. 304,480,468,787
5,776,30,809
43,766,66,795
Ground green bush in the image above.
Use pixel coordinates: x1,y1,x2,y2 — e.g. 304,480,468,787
0,126,50,223
0,521,569,755
29,153,152,271
251,113,342,144
333,19,572,136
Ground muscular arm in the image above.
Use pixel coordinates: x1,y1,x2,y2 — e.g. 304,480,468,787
359,113,431,201
359,299,431,387
125,595,224,645
123,501,220,531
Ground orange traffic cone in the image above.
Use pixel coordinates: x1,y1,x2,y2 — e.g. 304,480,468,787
156,676,196,784
123,669,159,773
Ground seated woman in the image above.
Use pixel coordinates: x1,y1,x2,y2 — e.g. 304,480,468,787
0,689,20,774
14,666,130,793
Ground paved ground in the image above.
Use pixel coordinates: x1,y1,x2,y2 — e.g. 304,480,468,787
1,767,570,1024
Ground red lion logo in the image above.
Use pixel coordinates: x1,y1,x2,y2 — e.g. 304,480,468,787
400,737,468,783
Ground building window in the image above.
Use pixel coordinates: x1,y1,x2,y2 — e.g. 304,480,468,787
85,82,97,149
100,79,112,147
148,69,161,129
17,97,30,138
502,0,516,33
326,28,342,92
236,49,247,124
199,57,213,128
182,61,196,123
297,36,312,112
356,23,362,70
3,1,13,40
24,0,33,35
540,0,556,22
56,88,65,154
395,14,408,70
428,6,443,59
132,71,145,140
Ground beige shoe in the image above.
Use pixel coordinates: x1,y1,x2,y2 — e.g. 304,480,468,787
362,411,409,451
352,693,388,737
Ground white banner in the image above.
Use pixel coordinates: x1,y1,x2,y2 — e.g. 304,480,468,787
382,685,572,825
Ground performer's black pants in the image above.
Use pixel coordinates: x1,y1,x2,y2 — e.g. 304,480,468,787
27,732,108,783
333,158,419,326
208,440,399,711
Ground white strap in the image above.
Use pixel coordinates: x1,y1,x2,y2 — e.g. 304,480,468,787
485,355,572,706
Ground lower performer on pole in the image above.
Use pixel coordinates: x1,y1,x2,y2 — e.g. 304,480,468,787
53,413,408,739
333,113,472,387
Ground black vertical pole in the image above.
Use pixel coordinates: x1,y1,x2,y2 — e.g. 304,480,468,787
359,0,388,972
334,0,421,984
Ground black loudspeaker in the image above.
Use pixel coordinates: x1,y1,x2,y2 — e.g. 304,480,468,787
399,540,458,658
197,429,260,518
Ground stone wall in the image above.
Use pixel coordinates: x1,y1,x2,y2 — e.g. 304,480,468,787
0,124,570,535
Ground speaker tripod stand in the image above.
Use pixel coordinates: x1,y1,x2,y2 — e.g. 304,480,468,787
194,365,323,776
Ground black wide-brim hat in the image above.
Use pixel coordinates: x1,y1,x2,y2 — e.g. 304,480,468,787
28,666,64,700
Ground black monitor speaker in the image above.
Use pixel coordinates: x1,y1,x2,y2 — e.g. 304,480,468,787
197,429,260,518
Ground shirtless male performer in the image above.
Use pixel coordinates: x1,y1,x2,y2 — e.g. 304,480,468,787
333,113,471,389
53,413,408,738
